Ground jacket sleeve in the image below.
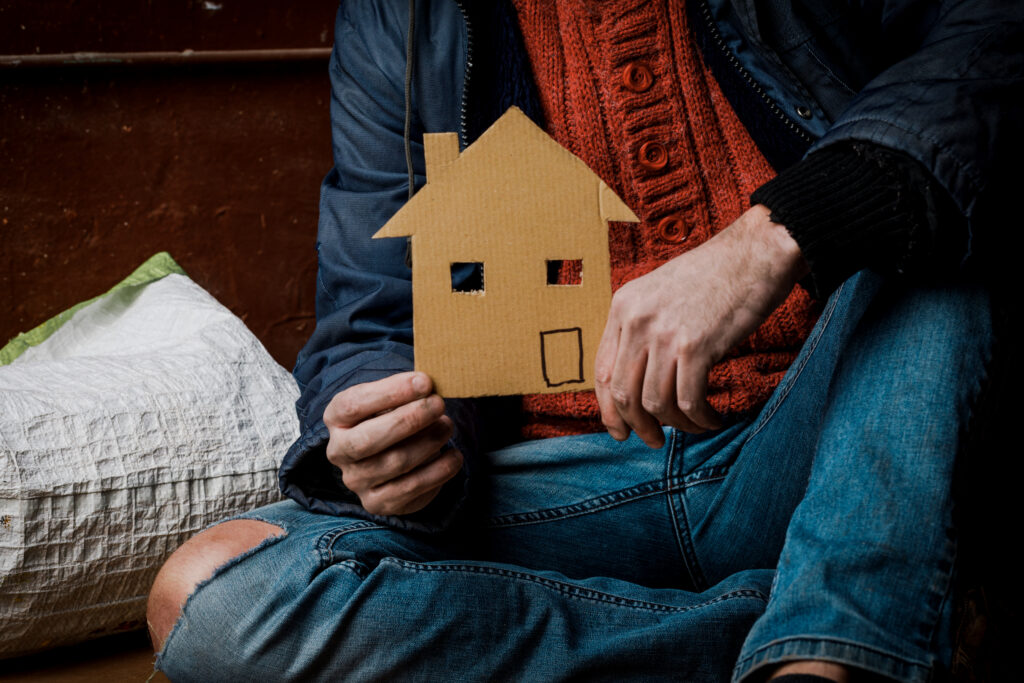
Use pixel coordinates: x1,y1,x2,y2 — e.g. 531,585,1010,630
811,0,1023,212
761,0,1024,294
278,1,479,532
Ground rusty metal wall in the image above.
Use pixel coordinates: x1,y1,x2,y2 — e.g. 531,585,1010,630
2,1,335,54
1,1,340,368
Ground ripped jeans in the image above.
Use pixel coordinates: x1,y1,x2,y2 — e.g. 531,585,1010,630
156,272,992,682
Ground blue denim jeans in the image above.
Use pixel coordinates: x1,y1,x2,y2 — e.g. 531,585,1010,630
157,272,992,682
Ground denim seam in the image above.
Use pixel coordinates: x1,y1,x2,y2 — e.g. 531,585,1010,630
682,473,728,489
733,634,931,683
668,280,843,595
929,324,994,651
336,558,371,579
923,538,958,653
749,281,844,439
385,557,768,613
156,529,289,672
682,463,731,487
485,477,686,528
666,429,708,591
316,521,388,564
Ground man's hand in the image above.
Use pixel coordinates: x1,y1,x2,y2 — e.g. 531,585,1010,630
595,205,808,448
324,372,463,516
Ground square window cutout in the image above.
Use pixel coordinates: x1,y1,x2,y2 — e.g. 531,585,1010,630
546,259,582,286
451,262,484,293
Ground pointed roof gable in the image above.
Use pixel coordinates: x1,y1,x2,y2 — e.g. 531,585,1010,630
373,106,637,239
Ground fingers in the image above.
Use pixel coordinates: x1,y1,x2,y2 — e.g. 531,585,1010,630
610,337,664,448
339,416,453,492
595,318,629,440
675,358,722,432
360,449,464,517
597,303,720,446
641,351,702,436
327,392,446,464
323,373,463,517
640,347,722,435
597,302,665,447
324,371,432,429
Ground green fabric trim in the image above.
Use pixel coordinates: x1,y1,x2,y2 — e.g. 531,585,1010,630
0,252,187,366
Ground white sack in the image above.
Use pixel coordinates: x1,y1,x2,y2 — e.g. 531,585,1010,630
0,274,299,657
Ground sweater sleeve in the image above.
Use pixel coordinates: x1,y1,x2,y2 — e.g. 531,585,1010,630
751,141,967,299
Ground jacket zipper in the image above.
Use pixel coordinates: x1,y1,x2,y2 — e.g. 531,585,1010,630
697,0,813,144
454,0,474,148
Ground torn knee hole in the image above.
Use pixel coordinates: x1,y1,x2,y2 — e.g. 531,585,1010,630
148,519,285,651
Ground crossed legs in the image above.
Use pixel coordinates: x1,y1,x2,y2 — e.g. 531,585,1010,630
149,272,992,681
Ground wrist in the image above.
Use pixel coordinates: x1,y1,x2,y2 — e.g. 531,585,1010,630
737,204,810,283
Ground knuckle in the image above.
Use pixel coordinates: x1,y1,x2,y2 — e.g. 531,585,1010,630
641,395,667,416
610,386,632,408
340,468,366,494
376,501,399,516
609,296,634,320
396,476,420,499
613,281,636,302
345,430,371,459
325,435,343,464
379,449,402,474
362,491,393,517
332,393,359,422
398,404,429,435
438,452,461,479
673,334,702,359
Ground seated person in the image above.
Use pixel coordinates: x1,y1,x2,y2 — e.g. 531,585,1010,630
147,1,1020,680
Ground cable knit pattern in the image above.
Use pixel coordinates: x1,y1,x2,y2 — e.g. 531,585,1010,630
513,0,820,439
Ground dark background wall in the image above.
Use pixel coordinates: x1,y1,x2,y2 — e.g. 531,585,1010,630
1,0,341,368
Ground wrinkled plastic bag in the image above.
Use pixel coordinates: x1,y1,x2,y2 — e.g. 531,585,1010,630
0,273,299,657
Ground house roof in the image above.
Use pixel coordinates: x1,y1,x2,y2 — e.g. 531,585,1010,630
373,106,638,240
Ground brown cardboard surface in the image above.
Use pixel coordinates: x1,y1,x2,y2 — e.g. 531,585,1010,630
374,107,638,397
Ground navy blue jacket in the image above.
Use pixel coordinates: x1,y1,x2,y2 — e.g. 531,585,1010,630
279,0,1024,530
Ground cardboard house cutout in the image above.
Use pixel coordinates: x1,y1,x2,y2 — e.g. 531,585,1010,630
374,106,639,397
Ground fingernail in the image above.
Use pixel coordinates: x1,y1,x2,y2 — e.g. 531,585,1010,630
424,394,443,413
411,373,429,394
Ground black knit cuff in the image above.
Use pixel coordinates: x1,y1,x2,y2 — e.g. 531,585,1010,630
751,142,964,298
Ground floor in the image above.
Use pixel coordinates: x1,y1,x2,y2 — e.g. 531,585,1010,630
0,631,170,683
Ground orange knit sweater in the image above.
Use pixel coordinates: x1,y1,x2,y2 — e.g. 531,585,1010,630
512,0,821,439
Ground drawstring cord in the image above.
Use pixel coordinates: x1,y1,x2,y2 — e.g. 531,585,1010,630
404,0,416,201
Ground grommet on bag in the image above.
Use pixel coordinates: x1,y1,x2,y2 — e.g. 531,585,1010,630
623,62,654,92
795,105,813,119
638,141,668,170
657,214,688,243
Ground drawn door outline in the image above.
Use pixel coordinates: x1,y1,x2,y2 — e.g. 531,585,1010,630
539,327,585,387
